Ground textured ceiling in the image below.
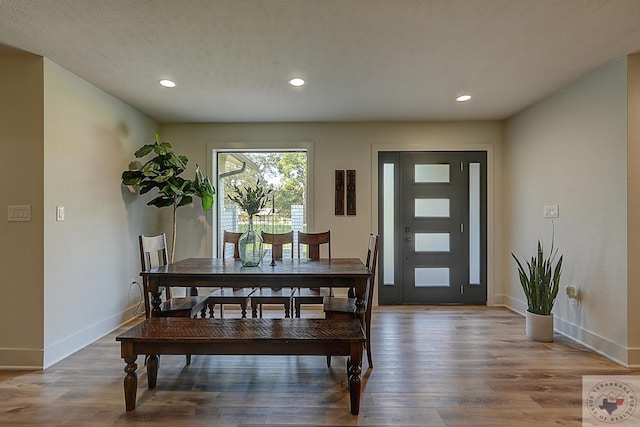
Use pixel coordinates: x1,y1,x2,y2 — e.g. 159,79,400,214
1,0,640,122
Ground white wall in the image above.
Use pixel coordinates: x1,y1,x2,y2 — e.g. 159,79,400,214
627,53,640,365
0,54,44,368
505,58,629,364
159,121,504,304
42,60,158,368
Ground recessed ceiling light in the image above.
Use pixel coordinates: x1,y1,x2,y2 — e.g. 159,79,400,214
289,78,305,87
159,79,176,88
456,94,471,102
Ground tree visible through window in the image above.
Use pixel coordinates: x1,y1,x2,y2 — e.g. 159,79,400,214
217,151,307,258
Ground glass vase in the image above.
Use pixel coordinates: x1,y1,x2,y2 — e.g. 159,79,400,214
239,216,263,267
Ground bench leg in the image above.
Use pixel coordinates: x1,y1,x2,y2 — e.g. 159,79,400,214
123,356,138,411
147,354,159,389
348,344,363,415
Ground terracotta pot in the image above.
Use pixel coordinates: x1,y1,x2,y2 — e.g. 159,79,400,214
525,311,554,342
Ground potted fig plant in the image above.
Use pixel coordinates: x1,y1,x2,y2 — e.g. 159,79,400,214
512,238,563,342
121,133,215,263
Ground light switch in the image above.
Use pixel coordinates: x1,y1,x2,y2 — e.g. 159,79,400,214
56,205,65,221
543,205,559,218
8,205,31,222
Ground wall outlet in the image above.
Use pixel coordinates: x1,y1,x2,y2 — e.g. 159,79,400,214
543,205,559,218
566,285,580,305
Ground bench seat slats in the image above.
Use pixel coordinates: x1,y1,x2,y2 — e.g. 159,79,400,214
116,318,365,341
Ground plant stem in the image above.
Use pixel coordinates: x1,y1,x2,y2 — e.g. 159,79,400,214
170,201,177,264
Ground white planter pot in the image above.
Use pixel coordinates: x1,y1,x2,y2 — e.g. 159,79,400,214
525,311,554,342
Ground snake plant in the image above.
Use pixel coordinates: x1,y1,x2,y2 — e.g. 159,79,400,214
512,240,563,316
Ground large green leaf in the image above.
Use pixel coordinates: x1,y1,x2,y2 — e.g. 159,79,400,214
134,144,155,158
177,195,193,207
121,170,143,185
200,193,214,211
147,196,174,208
154,141,173,155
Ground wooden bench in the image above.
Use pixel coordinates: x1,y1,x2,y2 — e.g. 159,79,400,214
116,317,366,415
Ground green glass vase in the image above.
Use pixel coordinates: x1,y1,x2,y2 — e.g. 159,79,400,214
238,216,263,267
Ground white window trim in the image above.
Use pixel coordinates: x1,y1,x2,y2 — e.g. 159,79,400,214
207,141,314,257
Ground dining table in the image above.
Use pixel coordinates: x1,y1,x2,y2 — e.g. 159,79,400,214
141,257,372,325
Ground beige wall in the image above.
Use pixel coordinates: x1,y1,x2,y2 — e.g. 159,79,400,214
1,54,159,369
159,121,504,303
41,59,158,367
0,55,45,368
505,58,629,364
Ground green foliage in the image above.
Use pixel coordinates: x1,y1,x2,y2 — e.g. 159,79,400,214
275,153,306,216
512,240,563,316
227,179,271,217
121,133,216,262
221,152,306,217
121,133,215,212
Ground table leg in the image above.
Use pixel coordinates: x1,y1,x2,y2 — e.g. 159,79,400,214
241,301,248,318
354,277,367,328
123,355,138,411
150,290,162,316
348,343,363,415
147,354,159,389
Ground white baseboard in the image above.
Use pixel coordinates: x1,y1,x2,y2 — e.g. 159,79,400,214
0,347,43,370
42,305,142,369
504,295,629,366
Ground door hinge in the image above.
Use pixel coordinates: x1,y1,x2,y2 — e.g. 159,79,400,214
460,284,464,294
461,162,464,172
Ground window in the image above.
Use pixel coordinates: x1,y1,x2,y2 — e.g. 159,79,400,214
217,151,308,258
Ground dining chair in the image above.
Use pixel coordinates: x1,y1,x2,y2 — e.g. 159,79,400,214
324,233,378,368
293,230,333,317
249,231,296,318
206,231,256,318
139,233,209,365
139,234,209,319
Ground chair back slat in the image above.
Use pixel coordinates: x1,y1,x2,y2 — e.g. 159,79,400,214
365,233,379,310
222,231,243,259
297,230,331,260
261,231,293,260
365,233,380,296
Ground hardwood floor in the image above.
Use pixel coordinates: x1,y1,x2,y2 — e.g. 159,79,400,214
1,306,636,426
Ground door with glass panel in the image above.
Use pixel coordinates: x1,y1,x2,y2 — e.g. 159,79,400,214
378,151,486,304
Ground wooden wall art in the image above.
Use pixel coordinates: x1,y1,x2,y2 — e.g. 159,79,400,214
335,170,345,215
346,169,356,216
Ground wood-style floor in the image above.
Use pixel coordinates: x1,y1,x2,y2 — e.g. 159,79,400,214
1,306,636,426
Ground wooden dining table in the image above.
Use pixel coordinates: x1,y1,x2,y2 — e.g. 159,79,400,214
141,257,372,324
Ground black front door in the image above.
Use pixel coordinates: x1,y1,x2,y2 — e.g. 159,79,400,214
378,151,487,304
